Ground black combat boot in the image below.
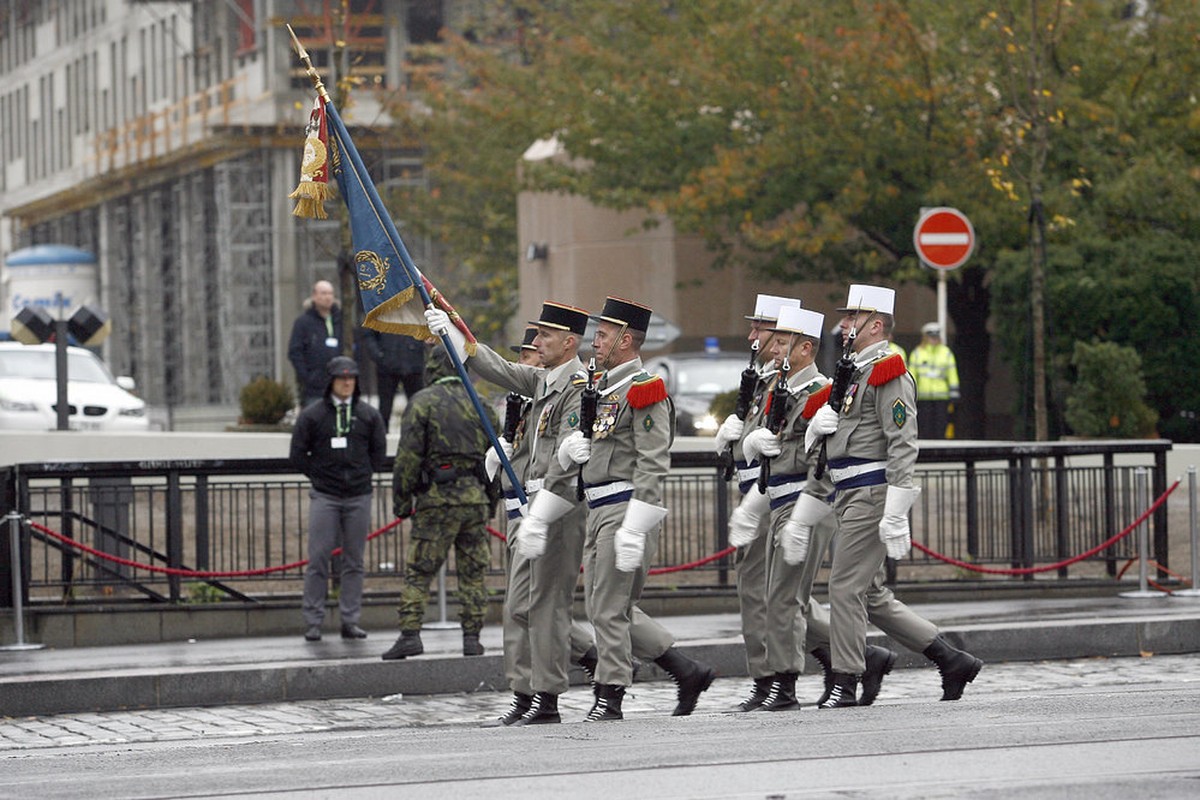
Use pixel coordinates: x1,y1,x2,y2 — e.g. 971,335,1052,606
730,676,775,712
584,684,625,721
923,635,983,701
463,633,485,656
760,672,801,712
810,647,835,706
818,671,859,709
513,691,561,726
381,630,423,660
481,691,533,728
654,647,717,716
576,645,598,683
859,645,899,706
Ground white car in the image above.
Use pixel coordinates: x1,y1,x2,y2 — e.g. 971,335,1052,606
0,342,149,431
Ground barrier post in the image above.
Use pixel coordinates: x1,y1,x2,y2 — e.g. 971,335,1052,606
424,562,460,630
1,512,45,651
1174,466,1200,599
1120,468,1166,599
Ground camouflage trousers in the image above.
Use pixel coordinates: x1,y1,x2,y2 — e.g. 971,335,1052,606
397,504,491,634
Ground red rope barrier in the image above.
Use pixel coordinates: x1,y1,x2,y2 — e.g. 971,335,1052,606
911,478,1181,576
649,546,736,575
27,518,402,579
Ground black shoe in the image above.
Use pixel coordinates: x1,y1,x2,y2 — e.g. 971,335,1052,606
463,633,485,656
304,625,322,642
512,692,561,726
584,684,625,721
760,672,801,712
730,676,775,713
381,630,423,660
576,645,598,681
819,671,859,709
923,635,983,701
653,647,717,716
810,647,835,706
859,645,898,706
340,624,368,640
481,692,533,728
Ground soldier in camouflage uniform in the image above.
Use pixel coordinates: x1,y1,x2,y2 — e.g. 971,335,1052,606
787,284,983,707
382,347,496,660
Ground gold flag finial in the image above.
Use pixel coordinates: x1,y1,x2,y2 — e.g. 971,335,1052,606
286,24,330,102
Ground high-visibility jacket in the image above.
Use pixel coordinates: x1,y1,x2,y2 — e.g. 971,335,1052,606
887,341,907,364
908,342,959,401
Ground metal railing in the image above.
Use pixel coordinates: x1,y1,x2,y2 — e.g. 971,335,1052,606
0,440,1173,605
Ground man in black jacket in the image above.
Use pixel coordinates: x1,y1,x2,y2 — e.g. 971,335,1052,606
288,280,344,406
290,356,387,641
362,328,426,432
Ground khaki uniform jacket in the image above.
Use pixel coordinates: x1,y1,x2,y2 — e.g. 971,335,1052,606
733,363,778,494
765,362,829,481
581,358,673,507
470,344,586,502
807,340,918,498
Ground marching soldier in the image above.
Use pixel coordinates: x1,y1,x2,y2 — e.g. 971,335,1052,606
453,302,596,726
785,284,983,707
557,297,716,721
713,294,800,711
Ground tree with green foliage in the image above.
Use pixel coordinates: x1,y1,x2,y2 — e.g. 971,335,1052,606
381,0,1200,439
1064,340,1158,438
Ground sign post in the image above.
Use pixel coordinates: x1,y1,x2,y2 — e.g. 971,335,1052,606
914,207,975,333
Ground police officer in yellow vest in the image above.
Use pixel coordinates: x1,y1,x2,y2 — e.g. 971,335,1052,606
907,322,959,439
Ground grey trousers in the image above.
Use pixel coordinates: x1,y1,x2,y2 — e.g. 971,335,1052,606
734,516,771,679
302,489,371,627
826,484,939,673
501,501,593,695
583,501,674,687
763,507,835,674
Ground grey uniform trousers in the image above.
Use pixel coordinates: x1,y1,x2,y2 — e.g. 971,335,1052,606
825,484,938,673
302,490,371,627
764,508,836,674
583,501,674,687
501,501,593,695
734,516,771,679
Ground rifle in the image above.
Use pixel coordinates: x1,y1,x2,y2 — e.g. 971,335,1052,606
502,392,524,442
813,326,857,480
719,343,760,482
576,358,599,501
756,359,790,494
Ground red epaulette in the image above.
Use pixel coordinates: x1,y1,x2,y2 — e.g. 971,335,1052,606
627,373,668,409
802,383,832,419
868,353,908,386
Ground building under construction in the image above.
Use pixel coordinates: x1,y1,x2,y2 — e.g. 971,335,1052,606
0,1,452,425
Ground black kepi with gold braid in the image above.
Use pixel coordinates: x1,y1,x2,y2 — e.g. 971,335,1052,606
510,325,539,354
530,301,589,335
590,296,652,332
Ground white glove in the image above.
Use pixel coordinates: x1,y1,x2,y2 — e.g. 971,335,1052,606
782,493,834,565
484,437,513,481
614,498,669,573
879,485,920,559
423,307,467,360
424,307,451,336
557,430,591,470
803,404,840,451
516,489,575,560
728,485,769,547
742,428,781,464
714,414,745,453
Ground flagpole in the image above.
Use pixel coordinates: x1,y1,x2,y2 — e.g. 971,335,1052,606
286,25,528,509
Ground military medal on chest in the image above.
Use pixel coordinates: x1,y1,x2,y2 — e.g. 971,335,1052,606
842,383,859,414
537,402,554,436
593,395,621,440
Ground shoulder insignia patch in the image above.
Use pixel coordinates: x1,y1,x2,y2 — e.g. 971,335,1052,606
869,353,908,387
802,383,832,419
567,411,579,429
627,374,668,409
642,414,654,432
892,398,908,428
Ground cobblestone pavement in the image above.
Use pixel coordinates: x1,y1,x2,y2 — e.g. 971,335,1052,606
0,653,1195,751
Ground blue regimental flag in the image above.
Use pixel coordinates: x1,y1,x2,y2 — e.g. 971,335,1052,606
316,96,476,354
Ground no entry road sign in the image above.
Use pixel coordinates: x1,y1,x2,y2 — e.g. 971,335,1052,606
914,207,975,270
